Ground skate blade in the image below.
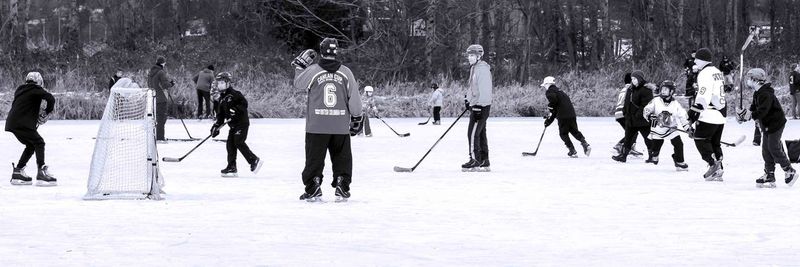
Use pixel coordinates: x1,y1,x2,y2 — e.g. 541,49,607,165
335,196,349,202
305,196,322,202
475,167,491,172
462,168,477,172
757,183,776,188
35,180,57,187
568,155,578,158
10,180,32,185
788,174,798,187
221,173,238,178
675,167,689,172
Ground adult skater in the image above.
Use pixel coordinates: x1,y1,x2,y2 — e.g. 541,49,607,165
193,65,215,119
737,68,798,188
429,83,443,125
147,56,175,142
612,70,654,163
358,86,375,137
210,72,262,177
683,50,697,106
542,76,590,158
612,73,642,157
789,63,800,119
293,38,363,202
687,47,727,181
461,44,493,172
642,80,690,170
5,72,57,186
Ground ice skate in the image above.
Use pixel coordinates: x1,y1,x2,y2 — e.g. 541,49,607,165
35,165,57,187
612,143,623,156
334,176,350,202
461,158,478,172
645,152,659,165
220,166,238,177
475,159,491,172
432,120,441,125
300,177,323,202
581,141,591,156
674,162,689,172
629,144,644,157
567,147,578,158
785,167,798,187
703,161,723,182
10,163,32,186
250,157,263,174
756,172,776,188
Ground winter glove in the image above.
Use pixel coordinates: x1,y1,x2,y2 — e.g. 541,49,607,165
36,111,50,127
210,123,221,138
687,104,702,123
292,49,317,70
349,115,364,136
464,98,470,111
686,126,695,139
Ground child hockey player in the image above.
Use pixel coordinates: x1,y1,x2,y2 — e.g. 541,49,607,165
358,86,375,137
542,76,591,158
462,44,493,172
612,73,642,157
687,48,727,181
737,68,798,188
612,70,654,163
5,72,57,186
642,80,690,170
293,38,363,202
210,72,262,177
429,83,443,125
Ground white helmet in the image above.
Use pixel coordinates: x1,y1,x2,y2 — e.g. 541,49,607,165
25,72,43,86
364,86,374,93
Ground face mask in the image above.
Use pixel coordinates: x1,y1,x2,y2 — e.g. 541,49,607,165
659,88,673,100
468,55,478,65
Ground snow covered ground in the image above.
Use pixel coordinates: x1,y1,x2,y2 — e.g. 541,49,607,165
2,117,800,266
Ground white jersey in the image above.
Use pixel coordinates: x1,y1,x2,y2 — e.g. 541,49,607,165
693,66,727,124
643,97,690,140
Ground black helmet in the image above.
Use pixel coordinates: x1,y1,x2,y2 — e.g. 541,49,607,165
320,38,338,58
431,83,438,89
215,72,232,82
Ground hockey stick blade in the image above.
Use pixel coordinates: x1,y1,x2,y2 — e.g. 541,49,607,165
399,133,411,137
723,135,746,147
393,166,414,172
522,152,537,156
162,157,182,162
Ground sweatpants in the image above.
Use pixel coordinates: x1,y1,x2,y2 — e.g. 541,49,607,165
557,117,586,150
762,125,791,173
226,125,258,168
433,106,442,122
301,133,352,194
622,125,651,155
197,89,211,118
467,105,490,161
11,129,46,168
693,121,724,166
156,101,167,140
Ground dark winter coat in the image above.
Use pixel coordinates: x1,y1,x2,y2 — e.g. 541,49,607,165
193,69,215,92
718,59,736,75
545,85,576,120
623,82,654,128
5,83,55,132
790,70,800,95
214,87,249,128
147,64,174,103
108,75,122,90
750,83,786,133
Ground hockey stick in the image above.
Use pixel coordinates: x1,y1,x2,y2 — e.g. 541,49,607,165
162,122,225,162
371,112,411,137
522,125,548,156
167,90,199,140
739,27,760,109
418,112,432,125
394,109,469,172
671,127,746,147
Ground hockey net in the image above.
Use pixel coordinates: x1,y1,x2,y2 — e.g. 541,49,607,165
85,88,164,200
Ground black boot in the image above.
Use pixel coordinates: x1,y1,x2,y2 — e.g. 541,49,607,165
567,147,578,158
581,141,591,156
221,165,238,177
36,165,57,187
756,171,776,188
334,176,350,202
10,163,32,186
461,158,479,172
250,157,263,174
612,147,629,162
300,177,323,202
645,151,659,165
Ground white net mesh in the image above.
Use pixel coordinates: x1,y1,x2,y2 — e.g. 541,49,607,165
85,88,163,200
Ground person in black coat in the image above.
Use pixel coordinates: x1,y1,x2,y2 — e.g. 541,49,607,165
737,68,797,187
5,72,58,186
108,68,123,90
542,76,591,157
613,70,654,163
210,72,262,177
